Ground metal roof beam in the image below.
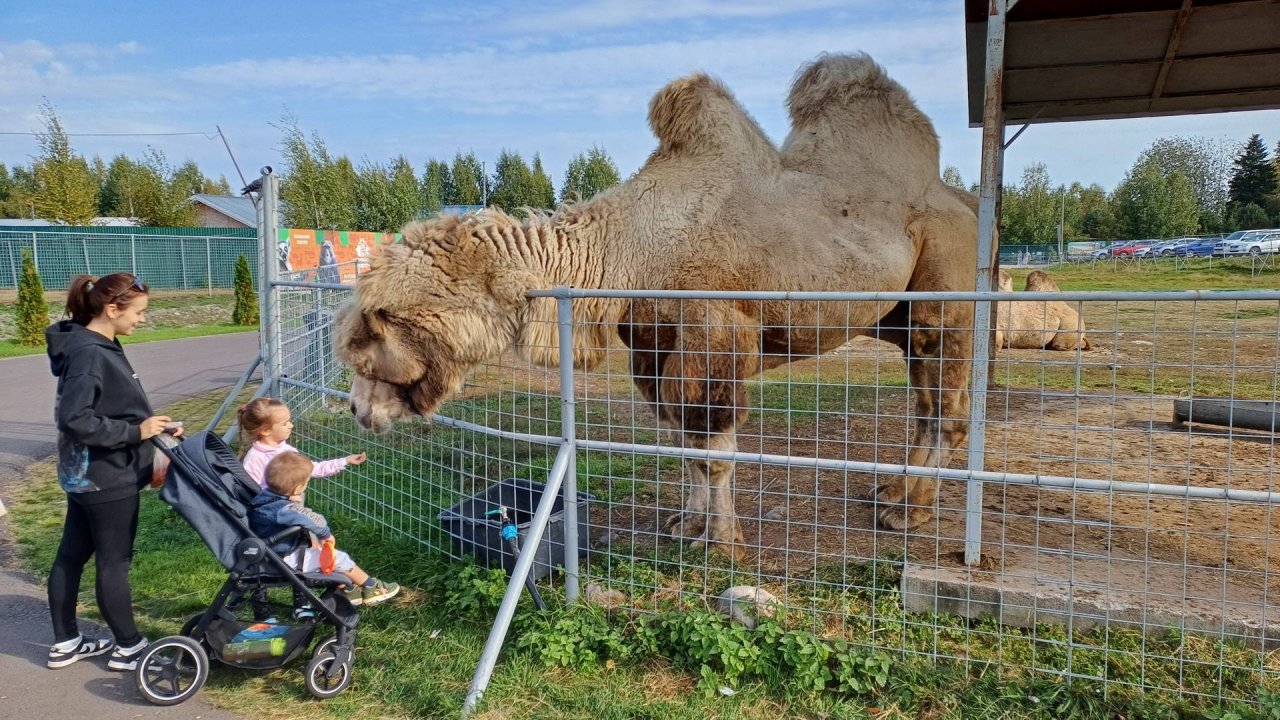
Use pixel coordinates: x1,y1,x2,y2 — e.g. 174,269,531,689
1151,0,1195,107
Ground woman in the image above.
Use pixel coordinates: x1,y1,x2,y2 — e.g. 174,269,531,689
44,272,179,671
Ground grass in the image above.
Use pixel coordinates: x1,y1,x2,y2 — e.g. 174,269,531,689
0,290,254,358
12,387,1280,719
1007,257,1278,291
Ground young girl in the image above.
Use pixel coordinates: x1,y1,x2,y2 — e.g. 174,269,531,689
46,273,180,671
236,398,366,490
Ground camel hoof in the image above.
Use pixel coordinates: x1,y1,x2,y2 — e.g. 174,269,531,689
874,484,906,505
877,505,933,531
662,512,706,539
690,538,746,561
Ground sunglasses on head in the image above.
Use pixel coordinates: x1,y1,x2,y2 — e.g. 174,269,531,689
107,275,146,303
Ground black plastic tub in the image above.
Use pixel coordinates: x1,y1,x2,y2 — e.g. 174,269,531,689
1173,398,1278,433
437,478,593,581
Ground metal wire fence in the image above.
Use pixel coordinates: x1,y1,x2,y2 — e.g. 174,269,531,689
0,227,257,290
271,280,1280,708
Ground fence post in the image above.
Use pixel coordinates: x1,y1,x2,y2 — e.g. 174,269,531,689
206,236,213,296
31,232,39,274
259,168,283,395
130,234,137,276
7,241,17,288
964,0,1009,567
179,236,188,290
81,238,91,275
556,290,580,606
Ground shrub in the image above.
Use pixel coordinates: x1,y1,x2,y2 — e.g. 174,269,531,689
15,249,49,346
232,254,258,326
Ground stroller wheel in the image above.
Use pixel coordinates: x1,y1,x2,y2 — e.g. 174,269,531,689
135,636,209,706
304,651,353,699
313,635,336,660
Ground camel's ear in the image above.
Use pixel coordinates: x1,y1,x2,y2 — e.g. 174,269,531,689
487,268,543,308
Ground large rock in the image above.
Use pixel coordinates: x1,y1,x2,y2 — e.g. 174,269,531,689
717,586,780,629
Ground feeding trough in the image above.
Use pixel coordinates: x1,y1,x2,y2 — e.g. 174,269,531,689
1172,398,1279,433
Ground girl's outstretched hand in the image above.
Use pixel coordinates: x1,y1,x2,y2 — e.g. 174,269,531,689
346,452,367,465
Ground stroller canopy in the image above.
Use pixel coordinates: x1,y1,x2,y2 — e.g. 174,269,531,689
159,431,262,570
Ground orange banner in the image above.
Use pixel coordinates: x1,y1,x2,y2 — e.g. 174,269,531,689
276,228,401,282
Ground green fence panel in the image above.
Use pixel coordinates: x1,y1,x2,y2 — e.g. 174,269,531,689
0,227,258,291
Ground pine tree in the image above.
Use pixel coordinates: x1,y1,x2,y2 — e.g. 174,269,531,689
232,254,259,326
1226,134,1276,213
16,249,49,346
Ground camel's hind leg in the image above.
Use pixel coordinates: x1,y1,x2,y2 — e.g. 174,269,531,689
876,305,972,531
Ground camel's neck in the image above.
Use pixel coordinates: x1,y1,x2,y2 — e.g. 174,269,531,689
503,207,632,291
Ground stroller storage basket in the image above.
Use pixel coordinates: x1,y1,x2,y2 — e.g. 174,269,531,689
205,611,317,670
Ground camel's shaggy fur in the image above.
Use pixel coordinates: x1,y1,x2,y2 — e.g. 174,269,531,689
334,53,979,556
995,270,1091,351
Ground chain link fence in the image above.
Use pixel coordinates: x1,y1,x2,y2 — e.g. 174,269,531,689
270,279,1280,711
0,226,258,291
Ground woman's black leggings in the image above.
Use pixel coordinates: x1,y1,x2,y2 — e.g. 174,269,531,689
48,493,143,646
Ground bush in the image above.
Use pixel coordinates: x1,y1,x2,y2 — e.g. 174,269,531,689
232,254,258,326
15,249,48,346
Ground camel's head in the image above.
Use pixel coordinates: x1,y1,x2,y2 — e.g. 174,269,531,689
997,269,1013,292
332,215,542,433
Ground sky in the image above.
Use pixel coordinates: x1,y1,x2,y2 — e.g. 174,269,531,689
2,0,1277,196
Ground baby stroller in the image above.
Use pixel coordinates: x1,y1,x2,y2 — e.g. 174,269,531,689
134,431,359,705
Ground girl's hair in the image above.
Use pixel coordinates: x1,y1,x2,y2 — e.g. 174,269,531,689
236,397,287,457
65,273,150,325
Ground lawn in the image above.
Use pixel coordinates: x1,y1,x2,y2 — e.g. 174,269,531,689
0,290,254,358
10,385,1280,720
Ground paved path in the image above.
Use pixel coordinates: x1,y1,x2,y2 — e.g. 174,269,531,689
0,332,259,719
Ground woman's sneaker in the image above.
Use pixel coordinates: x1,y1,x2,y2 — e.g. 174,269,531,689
343,579,400,607
47,636,113,668
107,638,149,671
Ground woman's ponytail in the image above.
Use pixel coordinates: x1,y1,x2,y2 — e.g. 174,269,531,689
65,275,98,325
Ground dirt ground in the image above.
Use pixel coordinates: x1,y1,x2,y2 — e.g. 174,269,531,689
462,299,1280,623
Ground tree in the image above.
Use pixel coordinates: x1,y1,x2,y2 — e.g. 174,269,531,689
1230,202,1270,230
388,155,422,227
421,159,452,214
31,101,98,224
489,150,536,214
449,152,485,205
1111,154,1200,239
561,146,621,203
231,254,258,326
1227,134,1276,215
0,165,37,218
16,249,49,346
275,113,357,230
942,165,965,189
1137,136,1233,228
1000,163,1059,244
530,154,556,210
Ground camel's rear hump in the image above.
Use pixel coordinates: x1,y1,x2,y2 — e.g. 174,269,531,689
781,53,939,199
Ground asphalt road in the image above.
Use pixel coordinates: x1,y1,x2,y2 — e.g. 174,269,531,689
0,331,259,719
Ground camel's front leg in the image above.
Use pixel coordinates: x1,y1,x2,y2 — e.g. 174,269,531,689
877,323,971,531
663,450,709,540
684,430,745,559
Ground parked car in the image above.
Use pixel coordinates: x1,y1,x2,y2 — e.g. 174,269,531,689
1150,238,1195,256
1175,239,1218,257
1223,230,1280,255
1108,240,1158,257
1136,239,1185,257
1213,229,1274,256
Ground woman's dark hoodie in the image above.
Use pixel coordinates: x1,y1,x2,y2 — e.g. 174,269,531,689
46,320,155,504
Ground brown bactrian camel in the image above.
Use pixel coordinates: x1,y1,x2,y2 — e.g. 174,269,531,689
333,53,979,558
994,269,1091,350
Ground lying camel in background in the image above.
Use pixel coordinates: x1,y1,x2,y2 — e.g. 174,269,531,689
995,269,1091,350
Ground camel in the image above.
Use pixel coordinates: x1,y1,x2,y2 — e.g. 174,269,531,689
333,53,978,558
994,269,1091,350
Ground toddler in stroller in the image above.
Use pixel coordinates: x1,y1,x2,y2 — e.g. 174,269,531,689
132,431,362,705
